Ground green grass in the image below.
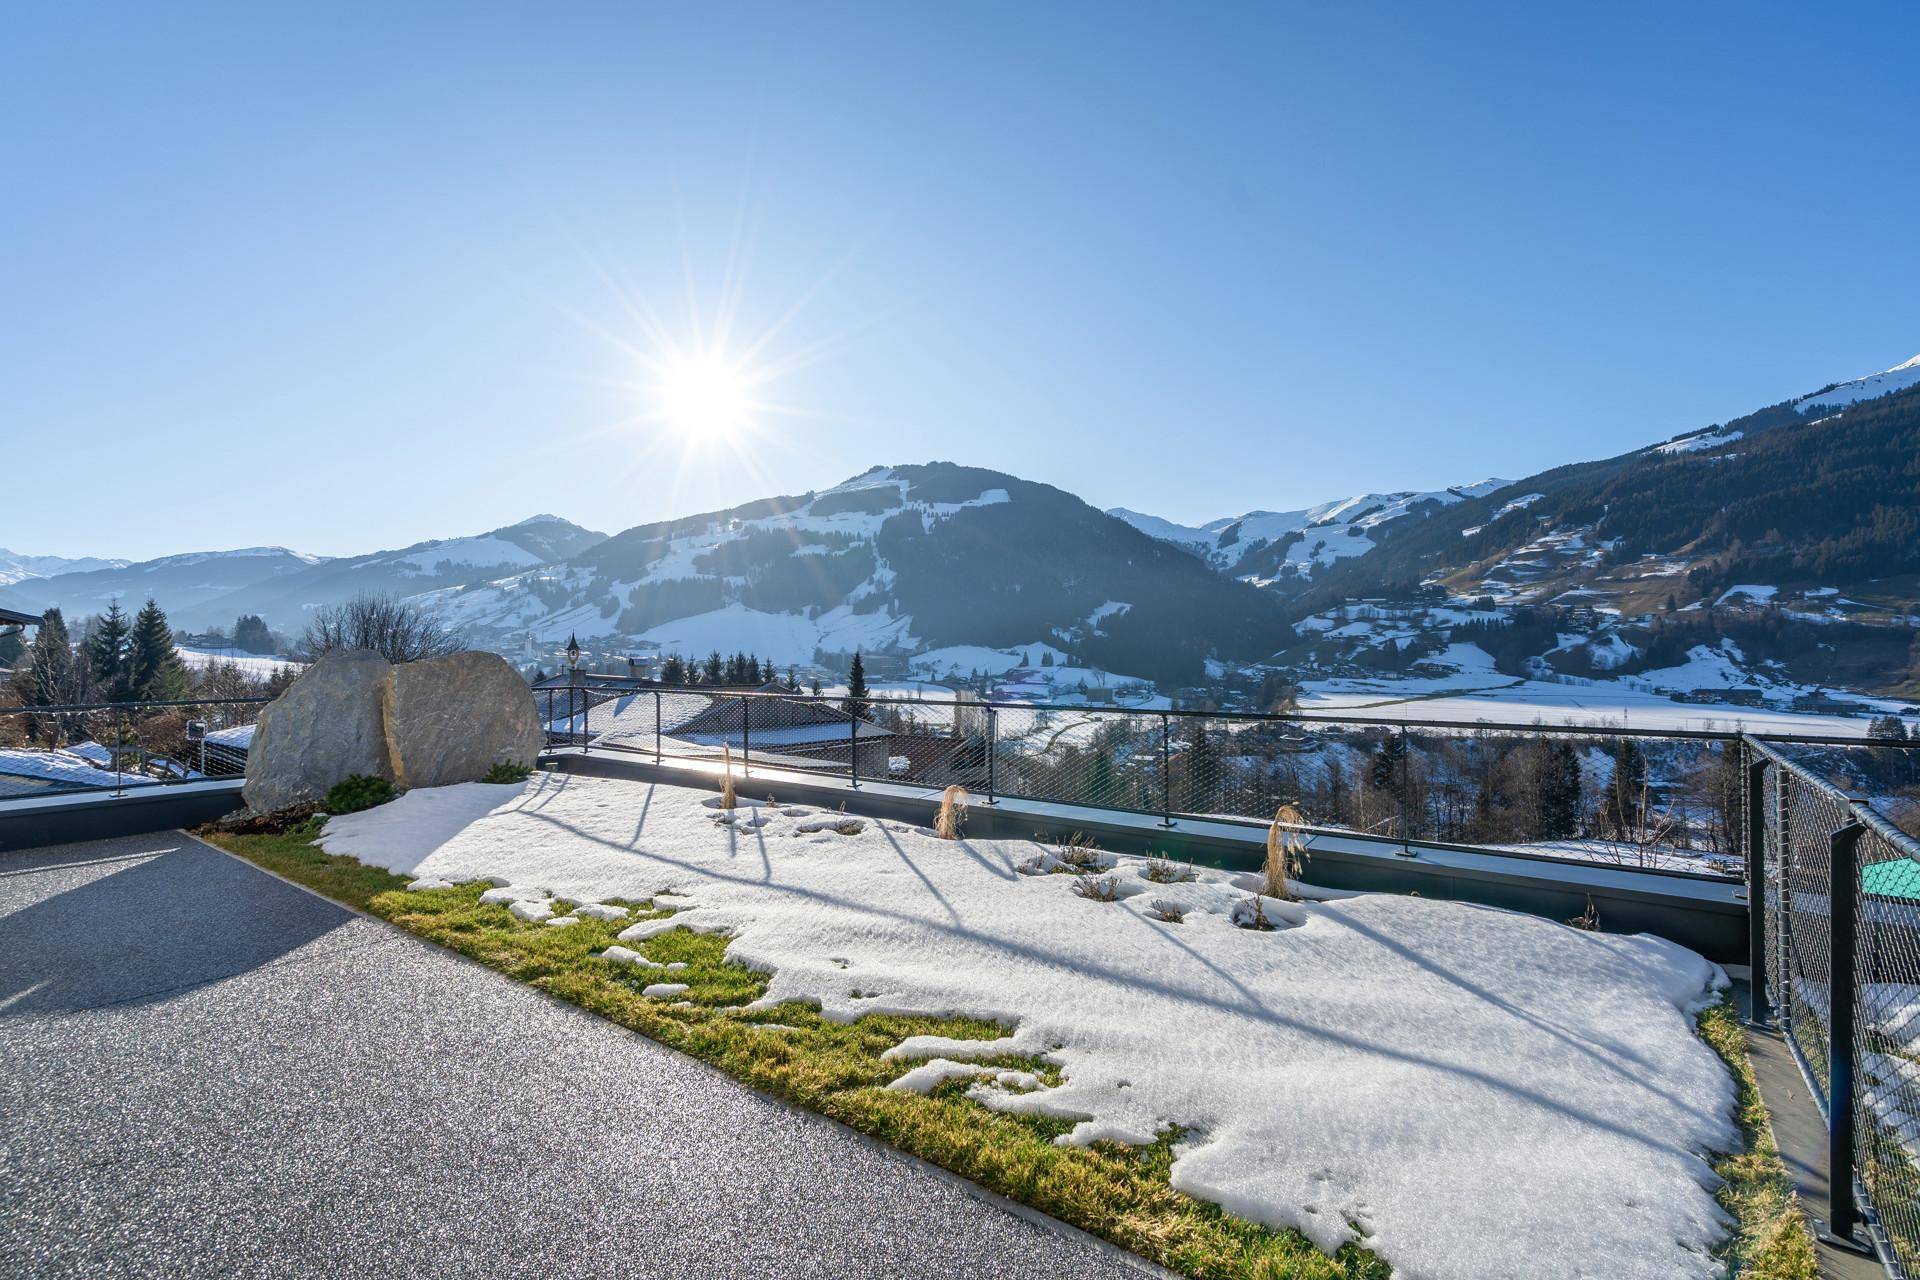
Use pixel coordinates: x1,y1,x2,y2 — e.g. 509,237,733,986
203,821,1811,1279
1696,999,1820,1279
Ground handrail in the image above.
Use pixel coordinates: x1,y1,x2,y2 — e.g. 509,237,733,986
1743,733,1920,862
0,696,274,714
561,686,1919,748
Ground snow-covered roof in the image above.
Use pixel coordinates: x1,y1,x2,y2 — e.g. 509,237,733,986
0,748,160,789
206,723,255,748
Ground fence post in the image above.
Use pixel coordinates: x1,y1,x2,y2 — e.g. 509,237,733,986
114,708,127,797
654,690,662,764
985,706,997,805
1823,820,1867,1250
1745,746,1771,1025
1159,712,1173,828
849,705,860,791
580,689,590,755
1396,724,1414,857
741,696,750,777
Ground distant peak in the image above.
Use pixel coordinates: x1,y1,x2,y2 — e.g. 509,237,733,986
1795,350,1920,412
511,513,567,527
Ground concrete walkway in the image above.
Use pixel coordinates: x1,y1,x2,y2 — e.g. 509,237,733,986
0,832,1156,1280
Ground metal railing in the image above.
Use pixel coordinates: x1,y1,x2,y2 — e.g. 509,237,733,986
1748,734,1920,1275
0,698,271,802
540,686,1920,881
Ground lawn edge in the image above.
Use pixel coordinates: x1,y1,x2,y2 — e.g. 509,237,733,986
180,827,1182,1279
191,817,1806,1279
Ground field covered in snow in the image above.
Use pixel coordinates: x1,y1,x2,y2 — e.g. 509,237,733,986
323,773,1742,1280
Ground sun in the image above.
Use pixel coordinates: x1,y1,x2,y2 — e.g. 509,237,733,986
654,351,755,441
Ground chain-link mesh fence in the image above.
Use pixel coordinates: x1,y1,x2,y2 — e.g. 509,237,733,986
1753,734,1920,1273
531,690,1891,881
0,698,269,800
1858,814,1920,1273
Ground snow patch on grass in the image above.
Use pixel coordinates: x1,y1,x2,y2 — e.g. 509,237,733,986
322,774,1741,1280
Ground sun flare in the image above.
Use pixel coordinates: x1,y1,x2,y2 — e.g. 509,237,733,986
655,351,755,441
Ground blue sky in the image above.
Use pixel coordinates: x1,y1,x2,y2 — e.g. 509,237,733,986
4,2,1916,560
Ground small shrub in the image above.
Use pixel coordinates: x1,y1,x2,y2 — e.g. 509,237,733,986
1264,804,1309,900
1141,854,1195,884
1072,874,1119,902
934,785,968,839
482,761,532,784
1231,894,1275,931
1053,831,1105,872
325,774,397,815
1147,898,1186,923
1568,898,1600,931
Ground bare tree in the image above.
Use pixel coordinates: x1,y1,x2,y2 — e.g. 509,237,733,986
302,594,464,664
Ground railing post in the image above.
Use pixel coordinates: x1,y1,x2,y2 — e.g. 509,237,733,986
1823,820,1867,1251
654,690,662,764
1745,746,1771,1025
580,689,590,755
985,706,997,805
741,695,750,777
848,703,860,790
1396,724,1414,857
114,708,126,797
1159,712,1173,828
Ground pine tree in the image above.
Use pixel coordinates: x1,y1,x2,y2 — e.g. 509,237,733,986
86,602,132,701
1537,740,1584,839
1087,746,1114,803
703,651,723,684
1370,733,1408,791
661,653,686,684
1606,738,1647,841
9,607,83,710
233,614,275,654
846,650,869,721
1176,722,1219,812
126,598,187,702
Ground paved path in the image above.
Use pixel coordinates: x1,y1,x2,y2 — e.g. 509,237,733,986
1,832,1154,1280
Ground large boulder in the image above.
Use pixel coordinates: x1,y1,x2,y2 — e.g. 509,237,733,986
242,650,395,812
242,648,545,812
385,650,544,789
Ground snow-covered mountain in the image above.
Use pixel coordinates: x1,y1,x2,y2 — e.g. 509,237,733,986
420,464,1289,683
0,518,606,635
0,548,130,587
1110,480,1508,585
0,546,328,623
1795,353,1920,414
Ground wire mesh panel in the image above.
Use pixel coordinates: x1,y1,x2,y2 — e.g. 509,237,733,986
1856,823,1920,1273
743,694,863,781
1781,768,1842,1100
0,699,268,801
989,705,1165,815
1763,764,1790,1027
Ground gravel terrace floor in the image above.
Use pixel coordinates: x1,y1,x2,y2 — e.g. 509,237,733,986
0,831,1156,1280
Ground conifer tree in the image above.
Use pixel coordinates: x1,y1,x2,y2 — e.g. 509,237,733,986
1606,737,1648,842
126,598,187,702
1537,740,1584,839
9,607,85,709
846,650,869,721
232,614,275,654
86,602,133,701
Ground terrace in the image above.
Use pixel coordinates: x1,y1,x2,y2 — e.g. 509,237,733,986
5,683,1919,1278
